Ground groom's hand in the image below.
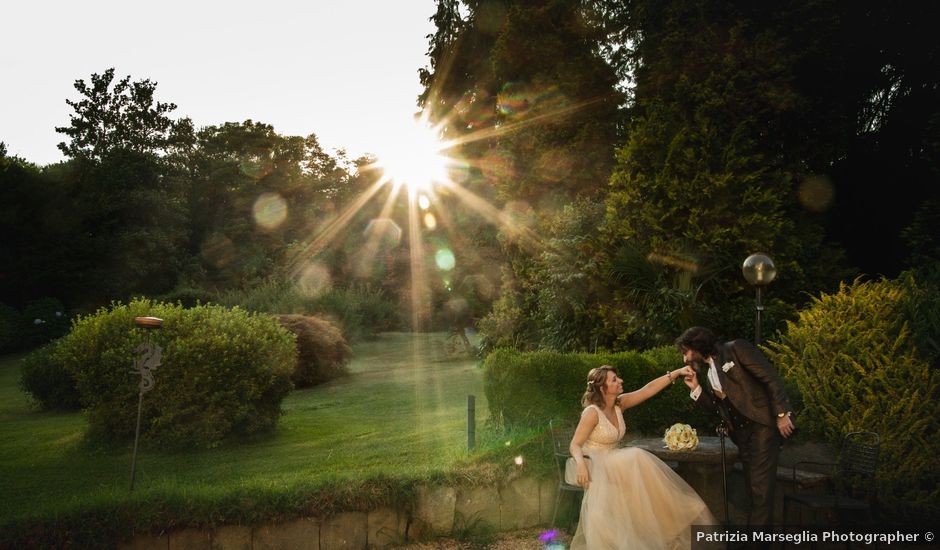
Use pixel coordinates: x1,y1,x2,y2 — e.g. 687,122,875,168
777,415,796,438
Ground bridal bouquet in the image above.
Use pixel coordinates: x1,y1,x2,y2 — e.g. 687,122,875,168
663,423,698,451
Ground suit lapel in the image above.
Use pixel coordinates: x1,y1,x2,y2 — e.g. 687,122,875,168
713,347,731,388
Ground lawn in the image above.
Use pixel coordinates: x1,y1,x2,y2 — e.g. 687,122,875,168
0,332,536,542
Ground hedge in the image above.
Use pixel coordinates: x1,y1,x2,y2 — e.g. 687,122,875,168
483,346,714,435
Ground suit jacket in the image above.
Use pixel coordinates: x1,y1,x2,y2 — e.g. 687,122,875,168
693,339,792,428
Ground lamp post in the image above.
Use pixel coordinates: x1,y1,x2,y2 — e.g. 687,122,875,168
742,254,777,345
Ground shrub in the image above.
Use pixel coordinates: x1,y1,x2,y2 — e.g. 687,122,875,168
275,314,351,388
21,297,71,349
308,286,400,342
483,347,711,435
53,299,295,449
19,341,82,410
0,303,17,353
155,285,217,308
215,279,305,314
766,276,940,521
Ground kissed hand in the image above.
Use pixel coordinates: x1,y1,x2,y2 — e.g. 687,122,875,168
681,367,699,390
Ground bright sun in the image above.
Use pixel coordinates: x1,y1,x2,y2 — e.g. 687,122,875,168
372,116,451,194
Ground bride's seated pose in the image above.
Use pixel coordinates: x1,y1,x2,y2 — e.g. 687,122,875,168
569,365,717,549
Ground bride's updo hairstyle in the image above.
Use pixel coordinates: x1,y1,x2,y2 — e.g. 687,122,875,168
581,365,616,408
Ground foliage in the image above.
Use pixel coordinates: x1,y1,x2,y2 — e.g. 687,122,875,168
309,286,401,342
0,304,19,353
601,0,854,343
477,267,534,354
55,68,190,161
181,121,353,289
421,0,626,352
483,347,712,434
0,332,507,548
51,299,295,449
19,341,82,411
20,297,72,350
154,285,218,308
0,299,71,354
765,276,940,521
275,314,351,388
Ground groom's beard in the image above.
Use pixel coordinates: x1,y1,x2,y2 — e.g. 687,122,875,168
688,359,708,382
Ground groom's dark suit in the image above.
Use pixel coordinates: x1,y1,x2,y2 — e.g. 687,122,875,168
691,339,793,527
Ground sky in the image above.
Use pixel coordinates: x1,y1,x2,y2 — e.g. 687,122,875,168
0,0,438,166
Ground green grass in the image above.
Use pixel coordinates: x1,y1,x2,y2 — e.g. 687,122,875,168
0,333,550,545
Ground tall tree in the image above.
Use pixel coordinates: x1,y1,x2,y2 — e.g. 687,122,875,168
421,0,627,350
52,69,193,305
56,68,188,162
601,0,900,344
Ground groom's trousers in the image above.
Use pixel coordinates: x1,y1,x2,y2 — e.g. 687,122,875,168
720,398,782,528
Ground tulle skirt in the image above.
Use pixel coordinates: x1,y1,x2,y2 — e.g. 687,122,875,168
570,446,717,550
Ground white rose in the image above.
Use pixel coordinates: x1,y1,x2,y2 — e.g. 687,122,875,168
663,423,699,451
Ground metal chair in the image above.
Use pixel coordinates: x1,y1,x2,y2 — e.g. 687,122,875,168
549,420,584,528
782,431,880,540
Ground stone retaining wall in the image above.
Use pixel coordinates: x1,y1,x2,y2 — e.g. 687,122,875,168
119,467,828,549
119,477,560,550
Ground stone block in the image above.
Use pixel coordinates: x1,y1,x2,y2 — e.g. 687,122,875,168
367,507,407,548
254,517,319,550
211,525,251,550
539,477,556,525
454,485,500,533
169,528,211,550
499,477,541,530
320,512,368,550
414,485,456,534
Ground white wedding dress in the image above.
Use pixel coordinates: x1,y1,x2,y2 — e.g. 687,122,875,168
570,404,717,550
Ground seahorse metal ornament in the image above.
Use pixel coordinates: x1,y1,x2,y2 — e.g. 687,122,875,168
131,342,162,393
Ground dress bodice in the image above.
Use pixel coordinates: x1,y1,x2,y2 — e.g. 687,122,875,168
582,404,626,451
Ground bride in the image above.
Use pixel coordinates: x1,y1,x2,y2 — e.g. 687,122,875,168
568,365,717,549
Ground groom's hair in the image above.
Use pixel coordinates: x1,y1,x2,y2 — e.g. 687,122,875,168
675,326,720,357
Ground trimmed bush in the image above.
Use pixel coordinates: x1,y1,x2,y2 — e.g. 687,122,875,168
483,347,712,435
53,299,295,449
19,341,82,410
275,314,351,387
766,276,940,521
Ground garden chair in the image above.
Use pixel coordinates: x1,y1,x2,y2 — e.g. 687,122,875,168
549,420,584,528
782,431,880,547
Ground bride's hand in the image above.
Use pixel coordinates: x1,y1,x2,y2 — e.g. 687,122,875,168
675,366,694,379
576,461,590,488
681,366,699,390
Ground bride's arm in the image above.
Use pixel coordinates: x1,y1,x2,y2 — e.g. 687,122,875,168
569,408,599,487
617,366,692,410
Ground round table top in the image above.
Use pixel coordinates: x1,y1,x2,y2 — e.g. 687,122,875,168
626,436,739,464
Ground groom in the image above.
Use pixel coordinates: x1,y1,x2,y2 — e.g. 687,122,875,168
675,326,795,528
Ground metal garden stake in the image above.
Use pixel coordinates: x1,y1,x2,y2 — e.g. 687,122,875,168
129,316,163,491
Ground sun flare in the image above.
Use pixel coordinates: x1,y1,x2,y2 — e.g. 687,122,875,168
372,116,451,194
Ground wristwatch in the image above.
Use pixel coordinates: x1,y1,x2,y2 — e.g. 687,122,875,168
777,411,792,418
